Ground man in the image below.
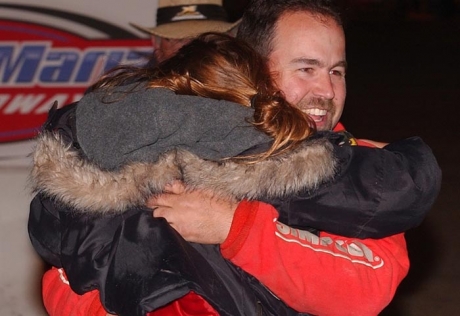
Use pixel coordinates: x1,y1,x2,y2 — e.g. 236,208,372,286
148,0,440,312
240,0,346,132
32,0,441,315
148,0,405,243
151,0,349,241
130,0,240,63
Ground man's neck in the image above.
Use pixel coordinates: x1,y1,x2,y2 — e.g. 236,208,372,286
333,122,345,132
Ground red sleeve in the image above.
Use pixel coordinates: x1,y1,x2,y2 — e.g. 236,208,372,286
221,200,409,316
42,267,219,316
42,267,108,316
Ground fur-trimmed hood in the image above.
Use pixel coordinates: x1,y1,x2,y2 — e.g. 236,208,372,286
30,86,337,214
31,131,336,214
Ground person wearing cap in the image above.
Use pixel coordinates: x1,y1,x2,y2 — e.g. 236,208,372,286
131,0,240,63
29,32,440,316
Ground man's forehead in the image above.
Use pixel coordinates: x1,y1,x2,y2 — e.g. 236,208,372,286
270,11,345,62
272,13,343,49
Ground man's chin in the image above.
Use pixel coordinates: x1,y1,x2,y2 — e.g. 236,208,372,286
308,113,333,131
314,121,331,131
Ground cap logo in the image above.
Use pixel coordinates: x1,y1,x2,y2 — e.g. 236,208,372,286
156,4,227,25
172,5,206,21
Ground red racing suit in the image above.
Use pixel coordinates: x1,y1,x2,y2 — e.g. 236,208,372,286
222,200,408,315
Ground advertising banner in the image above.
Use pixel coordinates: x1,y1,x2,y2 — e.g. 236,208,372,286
0,0,156,164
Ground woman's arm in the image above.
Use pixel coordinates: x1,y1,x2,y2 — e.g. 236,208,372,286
273,136,441,238
148,135,441,239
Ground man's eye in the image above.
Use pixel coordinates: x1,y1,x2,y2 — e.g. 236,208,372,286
299,68,314,73
330,69,345,77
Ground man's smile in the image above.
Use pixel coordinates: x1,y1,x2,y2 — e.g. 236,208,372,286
303,108,327,122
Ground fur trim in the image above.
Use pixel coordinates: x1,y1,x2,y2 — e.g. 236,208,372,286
31,132,336,214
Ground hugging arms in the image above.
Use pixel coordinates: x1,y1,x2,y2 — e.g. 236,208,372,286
28,33,441,316
29,86,440,316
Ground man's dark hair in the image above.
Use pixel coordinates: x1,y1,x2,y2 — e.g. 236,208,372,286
236,0,342,57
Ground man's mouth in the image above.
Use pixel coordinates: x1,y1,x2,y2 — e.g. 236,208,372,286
303,108,327,122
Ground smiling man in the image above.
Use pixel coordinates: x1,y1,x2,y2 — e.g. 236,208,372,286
236,0,347,132
268,11,347,131
146,0,440,313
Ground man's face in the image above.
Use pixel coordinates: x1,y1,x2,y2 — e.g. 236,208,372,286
151,36,191,63
268,12,347,131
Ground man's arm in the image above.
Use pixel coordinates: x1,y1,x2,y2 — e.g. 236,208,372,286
222,200,409,315
150,192,409,315
42,268,111,316
41,268,218,316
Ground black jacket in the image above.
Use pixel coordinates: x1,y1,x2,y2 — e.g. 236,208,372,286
28,89,441,315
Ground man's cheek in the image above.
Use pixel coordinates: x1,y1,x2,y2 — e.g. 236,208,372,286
283,87,303,105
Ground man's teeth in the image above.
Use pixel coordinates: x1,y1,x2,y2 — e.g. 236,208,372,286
304,108,327,116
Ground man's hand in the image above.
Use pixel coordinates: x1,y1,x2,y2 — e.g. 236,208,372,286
359,139,388,148
148,181,238,244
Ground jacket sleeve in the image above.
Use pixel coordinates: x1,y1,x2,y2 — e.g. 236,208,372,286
42,267,109,316
28,194,63,268
29,194,276,316
221,200,410,316
273,136,442,238
41,268,219,316
28,193,167,315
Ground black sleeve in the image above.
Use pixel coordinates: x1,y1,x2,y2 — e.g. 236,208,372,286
28,194,215,315
274,137,442,239
28,194,301,316
28,194,63,268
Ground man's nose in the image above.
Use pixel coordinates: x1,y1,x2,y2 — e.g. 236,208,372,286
312,73,335,100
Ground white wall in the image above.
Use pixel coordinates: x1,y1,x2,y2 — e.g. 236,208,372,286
0,167,46,315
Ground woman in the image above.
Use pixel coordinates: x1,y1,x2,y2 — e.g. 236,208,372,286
29,33,440,316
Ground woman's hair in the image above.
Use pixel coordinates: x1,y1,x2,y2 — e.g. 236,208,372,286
91,32,316,162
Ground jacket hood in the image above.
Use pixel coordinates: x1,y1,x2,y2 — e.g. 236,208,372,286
31,131,336,214
76,86,273,170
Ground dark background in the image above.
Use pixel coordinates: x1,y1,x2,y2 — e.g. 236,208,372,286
224,1,460,315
